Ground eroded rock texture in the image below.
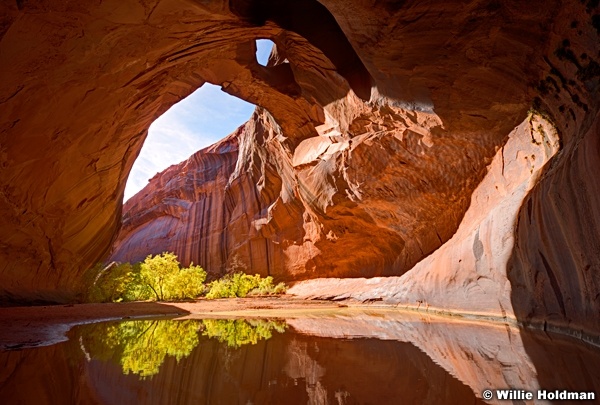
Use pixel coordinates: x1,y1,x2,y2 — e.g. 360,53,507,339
290,1,600,337
1,0,599,339
288,113,562,317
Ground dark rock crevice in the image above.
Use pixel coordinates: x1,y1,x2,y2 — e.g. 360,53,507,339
230,0,373,100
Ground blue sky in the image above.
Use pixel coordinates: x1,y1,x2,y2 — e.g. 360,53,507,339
124,40,273,202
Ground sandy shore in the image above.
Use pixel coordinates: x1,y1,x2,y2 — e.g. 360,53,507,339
0,297,350,350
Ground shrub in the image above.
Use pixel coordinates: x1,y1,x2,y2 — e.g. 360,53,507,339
165,264,206,301
87,262,148,303
205,273,287,299
250,275,288,296
139,253,206,301
85,254,286,303
205,273,252,299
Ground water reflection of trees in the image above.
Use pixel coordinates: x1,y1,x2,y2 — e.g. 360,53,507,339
79,318,287,378
81,320,200,378
202,319,287,348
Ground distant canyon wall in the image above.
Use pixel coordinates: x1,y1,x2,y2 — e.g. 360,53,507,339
111,98,493,282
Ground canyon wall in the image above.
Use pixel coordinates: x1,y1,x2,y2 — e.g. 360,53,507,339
111,99,488,282
290,2,600,337
1,0,599,339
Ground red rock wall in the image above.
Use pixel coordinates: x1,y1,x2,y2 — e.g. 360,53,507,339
112,97,492,282
1,0,599,342
506,2,600,335
111,132,241,273
289,0,600,336
509,111,600,335
288,112,561,315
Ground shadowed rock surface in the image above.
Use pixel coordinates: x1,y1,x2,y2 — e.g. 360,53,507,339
1,0,600,342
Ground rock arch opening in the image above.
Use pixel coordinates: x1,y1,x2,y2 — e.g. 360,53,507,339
124,84,256,202
230,0,373,100
255,39,274,67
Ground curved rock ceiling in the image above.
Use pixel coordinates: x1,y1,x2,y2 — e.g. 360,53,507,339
0,0,599,336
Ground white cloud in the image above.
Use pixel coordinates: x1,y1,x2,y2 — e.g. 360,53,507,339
124,84,255,202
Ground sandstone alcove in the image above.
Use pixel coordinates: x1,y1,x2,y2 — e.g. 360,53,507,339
0,0,599,345
2,2,600,403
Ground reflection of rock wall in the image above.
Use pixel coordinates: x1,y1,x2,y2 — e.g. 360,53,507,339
4,314,597,405
0,324,485,405
283,339,327,405
287,311,600,404
0,344,104,404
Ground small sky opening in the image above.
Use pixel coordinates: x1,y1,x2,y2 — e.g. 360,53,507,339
256,39,275,66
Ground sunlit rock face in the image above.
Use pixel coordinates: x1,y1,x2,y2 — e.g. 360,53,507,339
1,0,599,337
288,112,562,318
111,100,470,281
110,0,566,281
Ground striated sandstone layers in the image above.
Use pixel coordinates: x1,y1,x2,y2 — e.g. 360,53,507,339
111,99,480,281
1,0,599,340
288,113,562,317
290,1,600,337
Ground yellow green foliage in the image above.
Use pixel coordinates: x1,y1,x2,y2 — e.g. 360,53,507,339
86,253,206,302
252,275,287,295
139,253,206,301
86,254,287,303
205,273,287,299
79,318,288,378
139,252,181,301
201,319,287,348
81,320,200,378
166,264,207,300
87,262,150,303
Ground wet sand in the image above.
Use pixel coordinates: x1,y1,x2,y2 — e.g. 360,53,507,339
0,297,349,350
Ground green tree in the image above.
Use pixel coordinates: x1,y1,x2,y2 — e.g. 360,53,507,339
139,252,206,301
166,264,206,300
85,252,206,303
87,262,149,303
140,252,181,301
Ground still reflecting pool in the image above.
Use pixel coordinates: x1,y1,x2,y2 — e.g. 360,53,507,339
1,312,599,404
80,319,287,378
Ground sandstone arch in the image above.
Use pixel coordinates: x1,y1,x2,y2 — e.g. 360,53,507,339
0,0,599,343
